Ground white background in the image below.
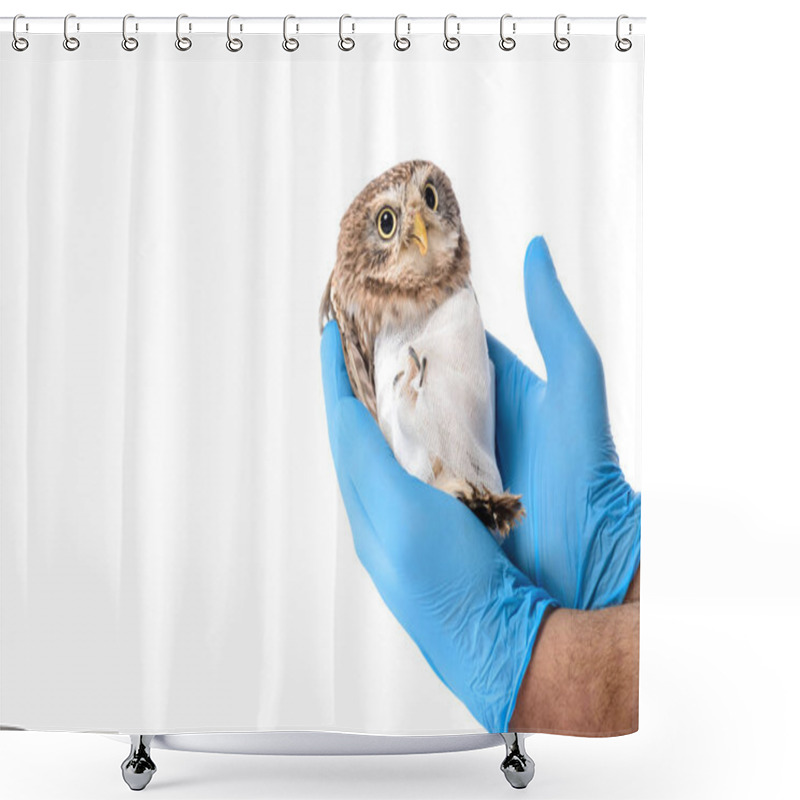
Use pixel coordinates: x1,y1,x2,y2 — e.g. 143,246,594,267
1,1,798,799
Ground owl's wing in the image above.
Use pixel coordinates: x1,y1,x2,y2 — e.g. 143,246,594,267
338,315,378,420
319,271,335,331
320,271,378,419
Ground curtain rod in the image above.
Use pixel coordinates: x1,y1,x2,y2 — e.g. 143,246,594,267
1,16,646,37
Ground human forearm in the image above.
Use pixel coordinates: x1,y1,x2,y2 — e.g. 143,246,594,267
509,596,639,736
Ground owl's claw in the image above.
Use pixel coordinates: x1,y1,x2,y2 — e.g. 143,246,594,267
394,347,428,404
408,347,427,388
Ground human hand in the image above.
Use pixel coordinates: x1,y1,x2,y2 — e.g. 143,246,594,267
488,236,641,610
321,321,557,732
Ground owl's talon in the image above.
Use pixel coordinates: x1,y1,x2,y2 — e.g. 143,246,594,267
394,346,428,403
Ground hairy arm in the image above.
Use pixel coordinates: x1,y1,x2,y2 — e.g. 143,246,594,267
509,568,640,736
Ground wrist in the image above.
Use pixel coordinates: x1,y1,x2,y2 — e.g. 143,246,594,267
499,583,559,732
584,471,641,609
468,560,558,733
405,552,557,734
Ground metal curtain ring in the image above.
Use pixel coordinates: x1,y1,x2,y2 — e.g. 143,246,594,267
283,15,299,51
338,14,355,51
175,14,192,50
63,13,80,51
394,14,410,51
12,14,29,51
226,15,243,51
443,14,460,51
553,14,570,51
615,14,632,52
499,14,515,51
122,14,139,51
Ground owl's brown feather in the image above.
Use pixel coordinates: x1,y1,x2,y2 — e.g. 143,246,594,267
339,317,377,418
319,271,335,331
320,270,378,416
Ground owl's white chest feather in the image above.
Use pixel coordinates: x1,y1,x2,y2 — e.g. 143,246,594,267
373,284,503,495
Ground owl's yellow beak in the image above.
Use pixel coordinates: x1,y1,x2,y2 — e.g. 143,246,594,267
412,212,428,256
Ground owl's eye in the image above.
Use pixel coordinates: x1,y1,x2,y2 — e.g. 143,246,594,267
424,182,438,211
377,207,397,239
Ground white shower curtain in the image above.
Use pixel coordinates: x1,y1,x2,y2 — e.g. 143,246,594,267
0,23,643,735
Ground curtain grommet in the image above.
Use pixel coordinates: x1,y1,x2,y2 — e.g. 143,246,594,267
553,14,570,52
282,15,299,52
394,15,411,51
121,14,139,51
615,15,632,52
499,14,516,51
443,14,460,51
175,14,192,51
226,15,243,52
63,13,80,51
338,14,355,51
12,14,29,51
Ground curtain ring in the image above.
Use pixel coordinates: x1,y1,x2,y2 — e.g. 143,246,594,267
283,15,299,51
12,14,29,52
63,13,80,51
122,14,139,51
615,15,632,52
175,14,192,51
394,14,410,50
553,14,570,51
338,14,355,51
226,15,243,52
499,14,516,51
443,14,460,51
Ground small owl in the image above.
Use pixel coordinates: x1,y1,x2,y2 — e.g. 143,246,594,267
320,160,523,536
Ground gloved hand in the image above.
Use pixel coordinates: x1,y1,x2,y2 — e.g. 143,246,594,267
321,321,557,733
488,236,641,610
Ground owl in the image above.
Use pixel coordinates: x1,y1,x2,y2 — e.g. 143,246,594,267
320,160,523,536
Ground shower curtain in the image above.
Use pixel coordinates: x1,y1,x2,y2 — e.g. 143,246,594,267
0,18,643,736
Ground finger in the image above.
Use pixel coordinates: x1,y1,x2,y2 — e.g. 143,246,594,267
485,331,543,481
486,331,543,393
321,320,355,411
320,320,355,456
486,330,519,375
321,322,423,543
523,236,600,387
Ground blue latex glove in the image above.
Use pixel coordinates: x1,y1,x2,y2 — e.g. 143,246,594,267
321,321,557,733
488,236,641,610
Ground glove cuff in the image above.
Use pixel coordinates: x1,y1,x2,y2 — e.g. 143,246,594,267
584,466,641,609
472,560,559,733
498,584,558,732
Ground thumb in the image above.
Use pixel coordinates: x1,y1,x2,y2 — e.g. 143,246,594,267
524,236,599,386
320,320,418,527
321,320,354,408
320,320,355,456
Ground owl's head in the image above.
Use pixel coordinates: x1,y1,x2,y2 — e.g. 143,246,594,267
330,160,471,328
